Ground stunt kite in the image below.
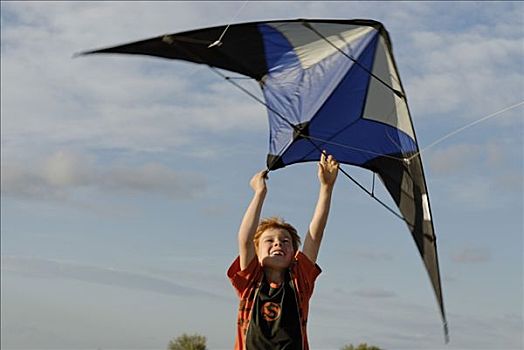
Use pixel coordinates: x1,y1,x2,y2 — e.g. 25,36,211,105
80,18,448,341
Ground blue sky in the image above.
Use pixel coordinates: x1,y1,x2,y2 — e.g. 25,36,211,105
1,1,523,349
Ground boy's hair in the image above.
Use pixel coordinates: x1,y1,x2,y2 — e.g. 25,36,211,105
254,217,301,252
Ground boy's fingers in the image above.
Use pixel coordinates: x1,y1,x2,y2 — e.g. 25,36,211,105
320,151,340,172
320,151,326,163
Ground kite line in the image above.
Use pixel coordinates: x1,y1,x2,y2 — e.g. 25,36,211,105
208,0,249,48
408,100,524,161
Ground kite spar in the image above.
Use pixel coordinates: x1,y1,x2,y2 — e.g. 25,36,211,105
80,18,449,341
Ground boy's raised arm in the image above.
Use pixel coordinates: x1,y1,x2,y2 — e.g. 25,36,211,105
303,152,339,264
238,170,268,270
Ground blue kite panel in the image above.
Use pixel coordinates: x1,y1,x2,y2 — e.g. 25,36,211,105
259,24,378,158
273,32,413,167
258,24,301,74
279,119,418,167
307,31,380,137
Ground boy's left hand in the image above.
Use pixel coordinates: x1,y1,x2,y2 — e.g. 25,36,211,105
318,151,339,187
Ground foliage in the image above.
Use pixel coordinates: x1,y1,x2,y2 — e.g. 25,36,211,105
341,343,383,350
168,333,207,350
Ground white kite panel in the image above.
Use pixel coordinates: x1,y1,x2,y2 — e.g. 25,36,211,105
268,22,376,69
362,35,415,140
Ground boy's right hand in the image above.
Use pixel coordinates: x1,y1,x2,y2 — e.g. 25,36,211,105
250,170,268,194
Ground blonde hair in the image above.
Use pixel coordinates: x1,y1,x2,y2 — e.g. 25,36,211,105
253,217,301,252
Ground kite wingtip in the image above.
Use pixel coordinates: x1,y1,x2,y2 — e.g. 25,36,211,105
71,51,89,59
443,321,450,344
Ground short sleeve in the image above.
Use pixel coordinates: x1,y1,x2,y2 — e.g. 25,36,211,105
227,256,262,297
294,251,322,297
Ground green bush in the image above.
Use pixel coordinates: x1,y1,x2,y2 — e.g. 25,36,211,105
168,333,207,350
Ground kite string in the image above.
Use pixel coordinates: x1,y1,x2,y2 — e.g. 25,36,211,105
301,135,404,161
208,0,249,48
408,100,524,161
338,166,406,222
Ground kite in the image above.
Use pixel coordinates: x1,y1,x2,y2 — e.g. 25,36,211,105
80,18,448,340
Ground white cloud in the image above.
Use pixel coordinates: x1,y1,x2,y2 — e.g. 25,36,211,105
102,162,204,197
405,28,524,119
43,150,96,187
2,255,226,300
430,169,521,211
451,247,491,264
1,150,206,201
425,140,519,176
427,143,485,175
425,140,522,209
1,2,268,157
445,177,493,209
352,287,397,299
351,249,394,262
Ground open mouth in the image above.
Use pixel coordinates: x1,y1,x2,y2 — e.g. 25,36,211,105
270,250,285,257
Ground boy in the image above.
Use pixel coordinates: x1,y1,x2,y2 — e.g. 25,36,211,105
227,152,339,349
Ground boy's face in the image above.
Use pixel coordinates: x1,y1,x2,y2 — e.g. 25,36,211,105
257,228,295,269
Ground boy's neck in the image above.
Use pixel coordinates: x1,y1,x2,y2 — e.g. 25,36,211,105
263,267,287,286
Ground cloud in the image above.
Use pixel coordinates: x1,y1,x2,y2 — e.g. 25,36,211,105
425,140,522,209
430,169,521,211
201,204,231,217
315,284,522,350
451,247,491,264
402,19,524,123
427,145,472,175
444,177,494,209
352,287,397,299
300,2,524,130
352,249,394,262
1,2,270,157
1,149,206,201
427,143,493,175
1,255,225,300
443,312,523,349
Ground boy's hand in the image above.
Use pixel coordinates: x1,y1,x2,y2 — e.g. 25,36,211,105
318,151,339,187
250,170,268,194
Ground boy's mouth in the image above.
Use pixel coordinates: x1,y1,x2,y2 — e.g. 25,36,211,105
270,250,285,257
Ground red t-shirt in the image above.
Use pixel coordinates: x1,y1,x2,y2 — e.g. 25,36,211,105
227,251,321,350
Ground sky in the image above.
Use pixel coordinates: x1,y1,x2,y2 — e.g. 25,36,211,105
1,1,523,350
